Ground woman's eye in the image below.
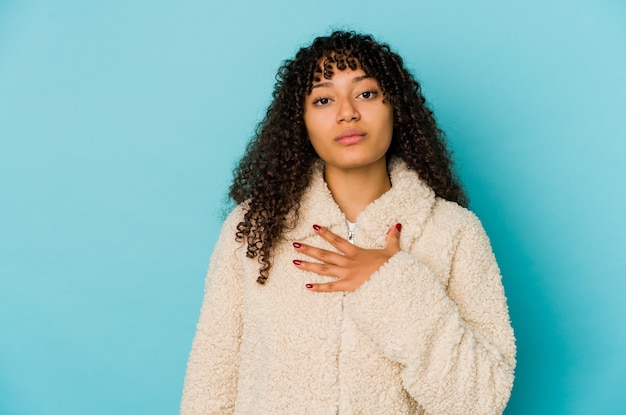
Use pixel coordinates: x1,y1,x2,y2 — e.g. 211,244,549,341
313,97,330,106
359,90,378,99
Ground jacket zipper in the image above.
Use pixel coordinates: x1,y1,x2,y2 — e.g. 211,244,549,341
337,221,356,414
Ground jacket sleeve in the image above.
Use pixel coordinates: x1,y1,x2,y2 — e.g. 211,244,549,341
344,212,516,415
180,208,245,415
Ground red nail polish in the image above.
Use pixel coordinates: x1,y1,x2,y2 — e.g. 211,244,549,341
293,242,301,248
293,259,302,266
395,223,402,232
305,284,313,289
313,224,321,231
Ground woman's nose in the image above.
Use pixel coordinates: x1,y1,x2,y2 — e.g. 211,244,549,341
336,98,360,123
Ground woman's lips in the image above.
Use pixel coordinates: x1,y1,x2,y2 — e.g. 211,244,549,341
336,129,366,145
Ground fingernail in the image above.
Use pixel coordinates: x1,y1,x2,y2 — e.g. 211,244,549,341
305,284,313,289
395,223,402,232
313,224,321,231
293,259,302,266
293,242,301,248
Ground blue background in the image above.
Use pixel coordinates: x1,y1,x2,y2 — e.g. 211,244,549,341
1,1,625,414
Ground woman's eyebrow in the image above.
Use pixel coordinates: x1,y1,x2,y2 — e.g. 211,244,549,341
311,75,373,90
311,81,332,90
352,75,372,83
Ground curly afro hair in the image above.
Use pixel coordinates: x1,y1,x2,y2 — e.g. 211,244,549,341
229,31,467,284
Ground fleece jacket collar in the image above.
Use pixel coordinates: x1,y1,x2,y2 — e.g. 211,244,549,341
284,159,436,249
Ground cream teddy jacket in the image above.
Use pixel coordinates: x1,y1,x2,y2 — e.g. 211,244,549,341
181,161,516,415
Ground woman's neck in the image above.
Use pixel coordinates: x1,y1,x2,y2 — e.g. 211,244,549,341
323,159,392,222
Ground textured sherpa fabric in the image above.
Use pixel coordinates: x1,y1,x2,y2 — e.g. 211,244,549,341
181,160,516,415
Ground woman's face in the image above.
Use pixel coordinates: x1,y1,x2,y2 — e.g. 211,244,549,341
303,67,393,173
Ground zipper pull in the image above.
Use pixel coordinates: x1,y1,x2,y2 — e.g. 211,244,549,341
346,221,356,244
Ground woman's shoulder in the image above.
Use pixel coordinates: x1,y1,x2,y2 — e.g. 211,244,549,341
212,203,247,244
430,197,485,234
219,201,251,228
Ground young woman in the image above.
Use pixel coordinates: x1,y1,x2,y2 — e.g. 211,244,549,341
181,31,516,415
